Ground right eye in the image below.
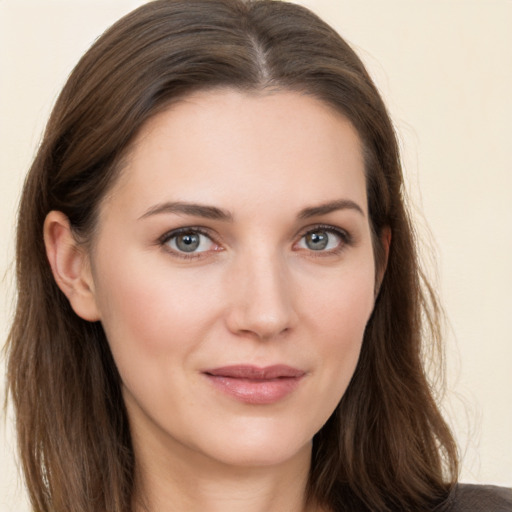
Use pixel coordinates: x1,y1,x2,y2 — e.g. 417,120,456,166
162,229,217,255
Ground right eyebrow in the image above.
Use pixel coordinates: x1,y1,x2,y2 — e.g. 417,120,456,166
138,201,233,222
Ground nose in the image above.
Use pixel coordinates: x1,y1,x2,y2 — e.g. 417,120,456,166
225,249,298,340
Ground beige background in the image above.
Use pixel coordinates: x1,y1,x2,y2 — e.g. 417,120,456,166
1,0,511,510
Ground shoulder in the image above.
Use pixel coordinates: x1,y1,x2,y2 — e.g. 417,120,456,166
447,483,512,512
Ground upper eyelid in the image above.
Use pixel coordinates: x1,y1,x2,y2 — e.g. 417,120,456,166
158,226,216,244
159,223,348,236
296,223,351,240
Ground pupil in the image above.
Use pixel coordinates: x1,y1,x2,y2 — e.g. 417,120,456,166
306,231,328,250
177,233,200,252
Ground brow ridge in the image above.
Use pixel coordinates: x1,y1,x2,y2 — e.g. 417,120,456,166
139,198,364,222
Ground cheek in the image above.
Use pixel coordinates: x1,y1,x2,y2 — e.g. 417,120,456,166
302,265,375,392
302,262,376,335
91,259,222,420
91,250,222,370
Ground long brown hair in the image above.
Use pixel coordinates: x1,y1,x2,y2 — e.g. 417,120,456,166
6,1,458,510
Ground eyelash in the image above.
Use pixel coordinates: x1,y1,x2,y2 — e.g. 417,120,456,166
158,224,353,260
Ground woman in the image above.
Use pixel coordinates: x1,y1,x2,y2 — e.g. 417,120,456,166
5,1,511,511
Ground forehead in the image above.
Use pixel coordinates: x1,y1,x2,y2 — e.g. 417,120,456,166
105,88,367,219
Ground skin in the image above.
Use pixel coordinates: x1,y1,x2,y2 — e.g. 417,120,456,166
45,89,387,512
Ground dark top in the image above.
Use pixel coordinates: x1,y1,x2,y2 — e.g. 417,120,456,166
449,484,512,511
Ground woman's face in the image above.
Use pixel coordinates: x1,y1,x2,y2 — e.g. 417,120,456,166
86,89,379,469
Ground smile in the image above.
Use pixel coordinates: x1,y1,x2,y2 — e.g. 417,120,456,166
203,365,306,405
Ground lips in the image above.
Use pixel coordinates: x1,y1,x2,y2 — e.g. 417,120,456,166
203,365,305,405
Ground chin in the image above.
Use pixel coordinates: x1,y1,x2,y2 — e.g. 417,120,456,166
205,438,313,469
186,417,316,469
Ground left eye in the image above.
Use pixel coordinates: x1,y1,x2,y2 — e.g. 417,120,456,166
165,230,216,253
297,229,343,251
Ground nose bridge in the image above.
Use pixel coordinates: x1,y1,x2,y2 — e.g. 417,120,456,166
226,244,296,339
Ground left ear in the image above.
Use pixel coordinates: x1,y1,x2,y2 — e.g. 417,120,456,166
375,226,391,297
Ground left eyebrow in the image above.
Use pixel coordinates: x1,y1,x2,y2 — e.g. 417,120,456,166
297,199,365,219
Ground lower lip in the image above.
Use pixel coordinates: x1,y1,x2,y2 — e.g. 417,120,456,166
205,375,303,405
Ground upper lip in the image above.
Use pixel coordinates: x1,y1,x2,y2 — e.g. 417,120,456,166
204,365,305,379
